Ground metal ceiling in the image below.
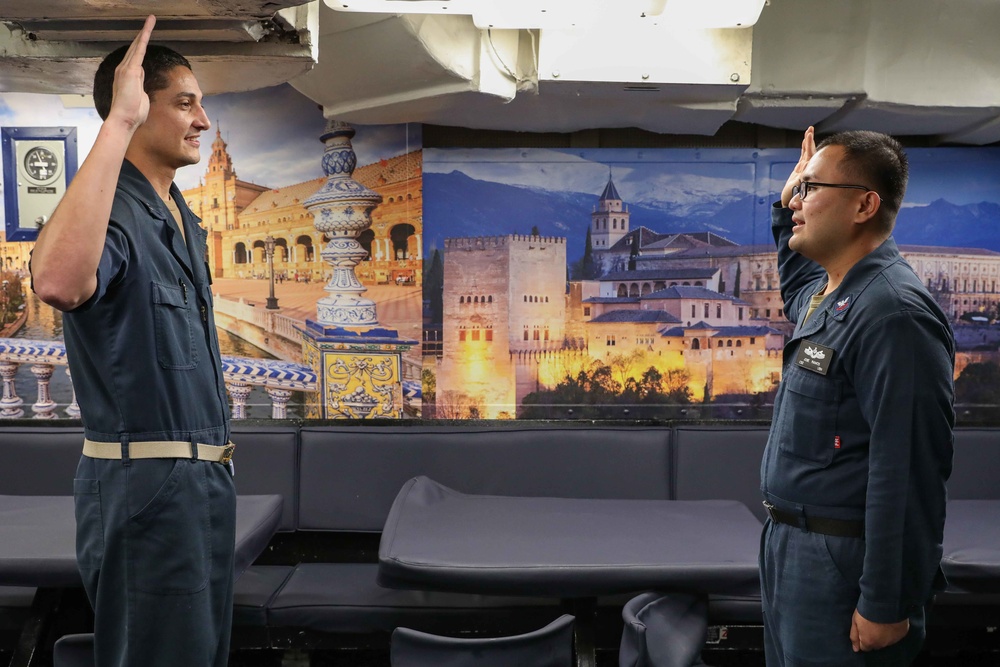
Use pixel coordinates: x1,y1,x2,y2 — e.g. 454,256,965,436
2,0,1000,144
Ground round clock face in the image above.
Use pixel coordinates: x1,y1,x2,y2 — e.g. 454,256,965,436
23,146,60,183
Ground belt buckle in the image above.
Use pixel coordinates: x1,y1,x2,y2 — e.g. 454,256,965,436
220,443,236,464
763,500,779,522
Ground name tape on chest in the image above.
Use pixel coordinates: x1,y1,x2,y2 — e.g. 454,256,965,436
794,340,835,375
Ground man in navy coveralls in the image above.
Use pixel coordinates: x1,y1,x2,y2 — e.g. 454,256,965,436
760,126,955,666
31,16,236,666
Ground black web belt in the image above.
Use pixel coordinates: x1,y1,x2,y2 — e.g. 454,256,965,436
764,501,864,539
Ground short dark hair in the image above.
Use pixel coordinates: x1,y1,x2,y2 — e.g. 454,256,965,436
93,43,192,120
817,130,909,234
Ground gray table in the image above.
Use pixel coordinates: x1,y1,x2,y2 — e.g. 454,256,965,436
379,476,762,597
0,493,283,667
378,476,763,667
942,499,1000,594
0,494,282,586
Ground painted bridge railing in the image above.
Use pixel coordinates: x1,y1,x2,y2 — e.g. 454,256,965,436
0,338,318,420
211,295,422,383
211,295,304,345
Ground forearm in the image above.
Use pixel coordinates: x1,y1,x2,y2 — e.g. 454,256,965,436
30,119,134,311
772,203,824,321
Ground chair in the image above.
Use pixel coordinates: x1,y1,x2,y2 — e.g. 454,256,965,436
619,592,708,667
53,633,95,667
390,614,575,667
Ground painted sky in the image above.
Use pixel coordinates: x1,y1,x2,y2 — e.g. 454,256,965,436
424,145,1000,260
426,146,1000,210
426,147,762,209
170,84,421,190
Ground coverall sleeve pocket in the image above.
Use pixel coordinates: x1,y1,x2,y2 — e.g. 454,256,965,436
151,281,197,370
776,369,841,468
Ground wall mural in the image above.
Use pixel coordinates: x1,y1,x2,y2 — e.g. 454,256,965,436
2,86,999,422
0,85,422,419
421,147,1000,422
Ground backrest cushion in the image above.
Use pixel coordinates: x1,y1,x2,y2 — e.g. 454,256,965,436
0,426,84,495
673,425,769,522
231,424,299,531
948,428,1000,500
298,425,672,532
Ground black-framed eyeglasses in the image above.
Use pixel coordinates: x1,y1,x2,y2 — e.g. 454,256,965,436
792,181,875,201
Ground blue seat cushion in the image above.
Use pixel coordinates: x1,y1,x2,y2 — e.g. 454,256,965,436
267,563,561,634
233,566,294,627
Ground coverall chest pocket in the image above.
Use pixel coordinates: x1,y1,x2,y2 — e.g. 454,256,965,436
777,368,841,468
151,281,197,370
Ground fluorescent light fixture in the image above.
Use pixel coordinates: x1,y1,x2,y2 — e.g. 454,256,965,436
322,0,767,29
470,0,602,30
322,0,597,29
659,0,767,29
323,0,473,16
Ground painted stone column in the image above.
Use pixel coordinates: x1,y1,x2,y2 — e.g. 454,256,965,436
299,120,415,419
30,363,57,419
0,361,24,418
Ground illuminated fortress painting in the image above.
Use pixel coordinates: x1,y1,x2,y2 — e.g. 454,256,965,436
422,147,1000,419
4,85,1000,421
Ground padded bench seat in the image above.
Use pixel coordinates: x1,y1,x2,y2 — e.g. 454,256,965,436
263,563,564,635
707,595,763,625
233,566,295,627
235,563,660,642
233,563,768,633
0,586,36,638
0,587,34,609
136,560,772,633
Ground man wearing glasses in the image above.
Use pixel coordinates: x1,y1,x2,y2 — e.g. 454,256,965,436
760,127,955,665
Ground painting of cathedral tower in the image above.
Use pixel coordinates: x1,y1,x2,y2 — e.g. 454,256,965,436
591,178,630,253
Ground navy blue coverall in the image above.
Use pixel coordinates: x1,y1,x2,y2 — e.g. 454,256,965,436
760,204,955,666
61,159,236,667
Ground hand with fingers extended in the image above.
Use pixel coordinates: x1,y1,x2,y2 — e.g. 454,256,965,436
781,125,817,208
29,14,159,313
107,15,156,132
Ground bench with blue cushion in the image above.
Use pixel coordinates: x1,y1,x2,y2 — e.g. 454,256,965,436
246,424,674,645
1,421,998,657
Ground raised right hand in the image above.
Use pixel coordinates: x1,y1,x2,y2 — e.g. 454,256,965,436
780,126,816,208
106,15,156,131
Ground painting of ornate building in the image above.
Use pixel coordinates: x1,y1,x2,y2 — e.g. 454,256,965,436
586,177,1000,392
594,201,1000,331
182,129,423,287
432,172,1000,415
902,246,1000,320
583,283,784,399
0,234,31,275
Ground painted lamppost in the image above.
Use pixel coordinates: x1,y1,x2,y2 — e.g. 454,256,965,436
265,235,279,310
299,119,416,419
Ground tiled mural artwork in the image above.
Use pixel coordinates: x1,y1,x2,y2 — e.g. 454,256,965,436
0,86,422,419
421,147,1000,420
2,88,1000,420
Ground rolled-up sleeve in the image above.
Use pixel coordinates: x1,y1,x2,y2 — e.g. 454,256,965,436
70,223,130,313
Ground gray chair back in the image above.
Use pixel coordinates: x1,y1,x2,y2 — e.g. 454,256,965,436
620,592,708,667
53,633,94,667
391,614,575,667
